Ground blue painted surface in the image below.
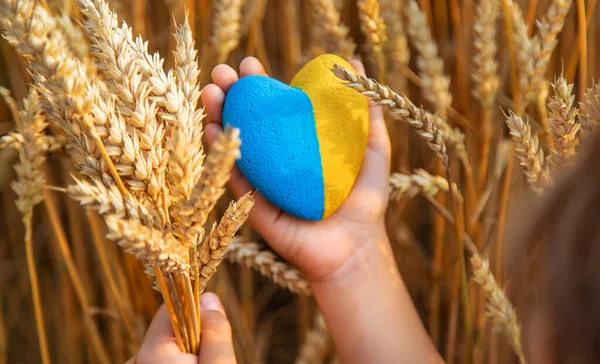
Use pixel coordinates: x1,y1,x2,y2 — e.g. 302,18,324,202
223,75,325,220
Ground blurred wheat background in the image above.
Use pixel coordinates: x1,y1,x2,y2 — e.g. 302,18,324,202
0,0,595,363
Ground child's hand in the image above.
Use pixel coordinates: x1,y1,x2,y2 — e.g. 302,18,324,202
128,293,235,363
202,57,391,283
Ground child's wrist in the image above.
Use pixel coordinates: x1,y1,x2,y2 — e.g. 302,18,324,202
307,226,393,288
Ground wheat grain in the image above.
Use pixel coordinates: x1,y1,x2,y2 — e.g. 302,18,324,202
226,240,312,295
389,169,449,200
505,111,549,190
471,253,526,364
295,312,330,364
332,63,453,166
404,0,452,117
309,0,356,60
546,76,579,169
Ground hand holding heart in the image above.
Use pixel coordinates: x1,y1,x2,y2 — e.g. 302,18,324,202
202,57,391,283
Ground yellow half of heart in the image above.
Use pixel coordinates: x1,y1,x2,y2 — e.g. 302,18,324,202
290,54,370,218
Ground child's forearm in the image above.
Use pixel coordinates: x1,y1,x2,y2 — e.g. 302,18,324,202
310,233,444,364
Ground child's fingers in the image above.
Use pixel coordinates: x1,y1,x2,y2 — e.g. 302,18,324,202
211,64,239,93
240,56,267,77
198,294,236,364
135,305,197,363
202,84,225,125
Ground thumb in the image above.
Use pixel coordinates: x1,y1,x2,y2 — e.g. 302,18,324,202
199,293,236,364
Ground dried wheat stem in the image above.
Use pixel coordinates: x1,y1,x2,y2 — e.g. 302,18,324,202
546,76,580,170
357,0,387,80
389,169,449,200
210,0,243,63
295,312,330,364
405,0,452,117
152,266,186,351
505,112,549,191
309,0,356,60
226,240,312,295
579,82,600,141
85,209,140,343
470,253,526,364
197,192,254,293
43,188,111,364
332,64,452,166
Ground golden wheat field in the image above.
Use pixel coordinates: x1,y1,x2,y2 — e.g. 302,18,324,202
0,0,596,362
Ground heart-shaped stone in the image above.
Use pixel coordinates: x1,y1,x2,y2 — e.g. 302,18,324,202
223,54,369,220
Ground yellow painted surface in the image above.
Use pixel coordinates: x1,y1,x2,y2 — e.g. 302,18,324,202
290,54,370,218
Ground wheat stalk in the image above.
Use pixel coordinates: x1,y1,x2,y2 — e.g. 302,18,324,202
0,87,51,364
529,0,573,100
505,111,549,190
332,63,454,166
546,76,580,170
472,0,500,107
380,0,409,91
295,312,331,364
471,253,526,364
210,0,243,63
579,82,600,141
309,0,356,60
507,0,534,101
389,169,449,200
226,240,312,295
196,192,255,293
357,0,387,80
404,0,452,118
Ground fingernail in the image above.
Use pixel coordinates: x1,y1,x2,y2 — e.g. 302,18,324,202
200,292,224,313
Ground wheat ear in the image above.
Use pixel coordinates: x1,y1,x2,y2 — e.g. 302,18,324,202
308,0,356,60
226,240,312,295
211,0,244,63
295,312,331,364
579,82,600,141
196,192,255,293
389,169,449,200
0,88,51,364
471,253,526,364
171,126,241,245
507,0,534,99
472,0,500,107
404,0,452,117
505,112,549,190
529,0,573,99
546,76,580,170
357,0,387,80
332,64,451,166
